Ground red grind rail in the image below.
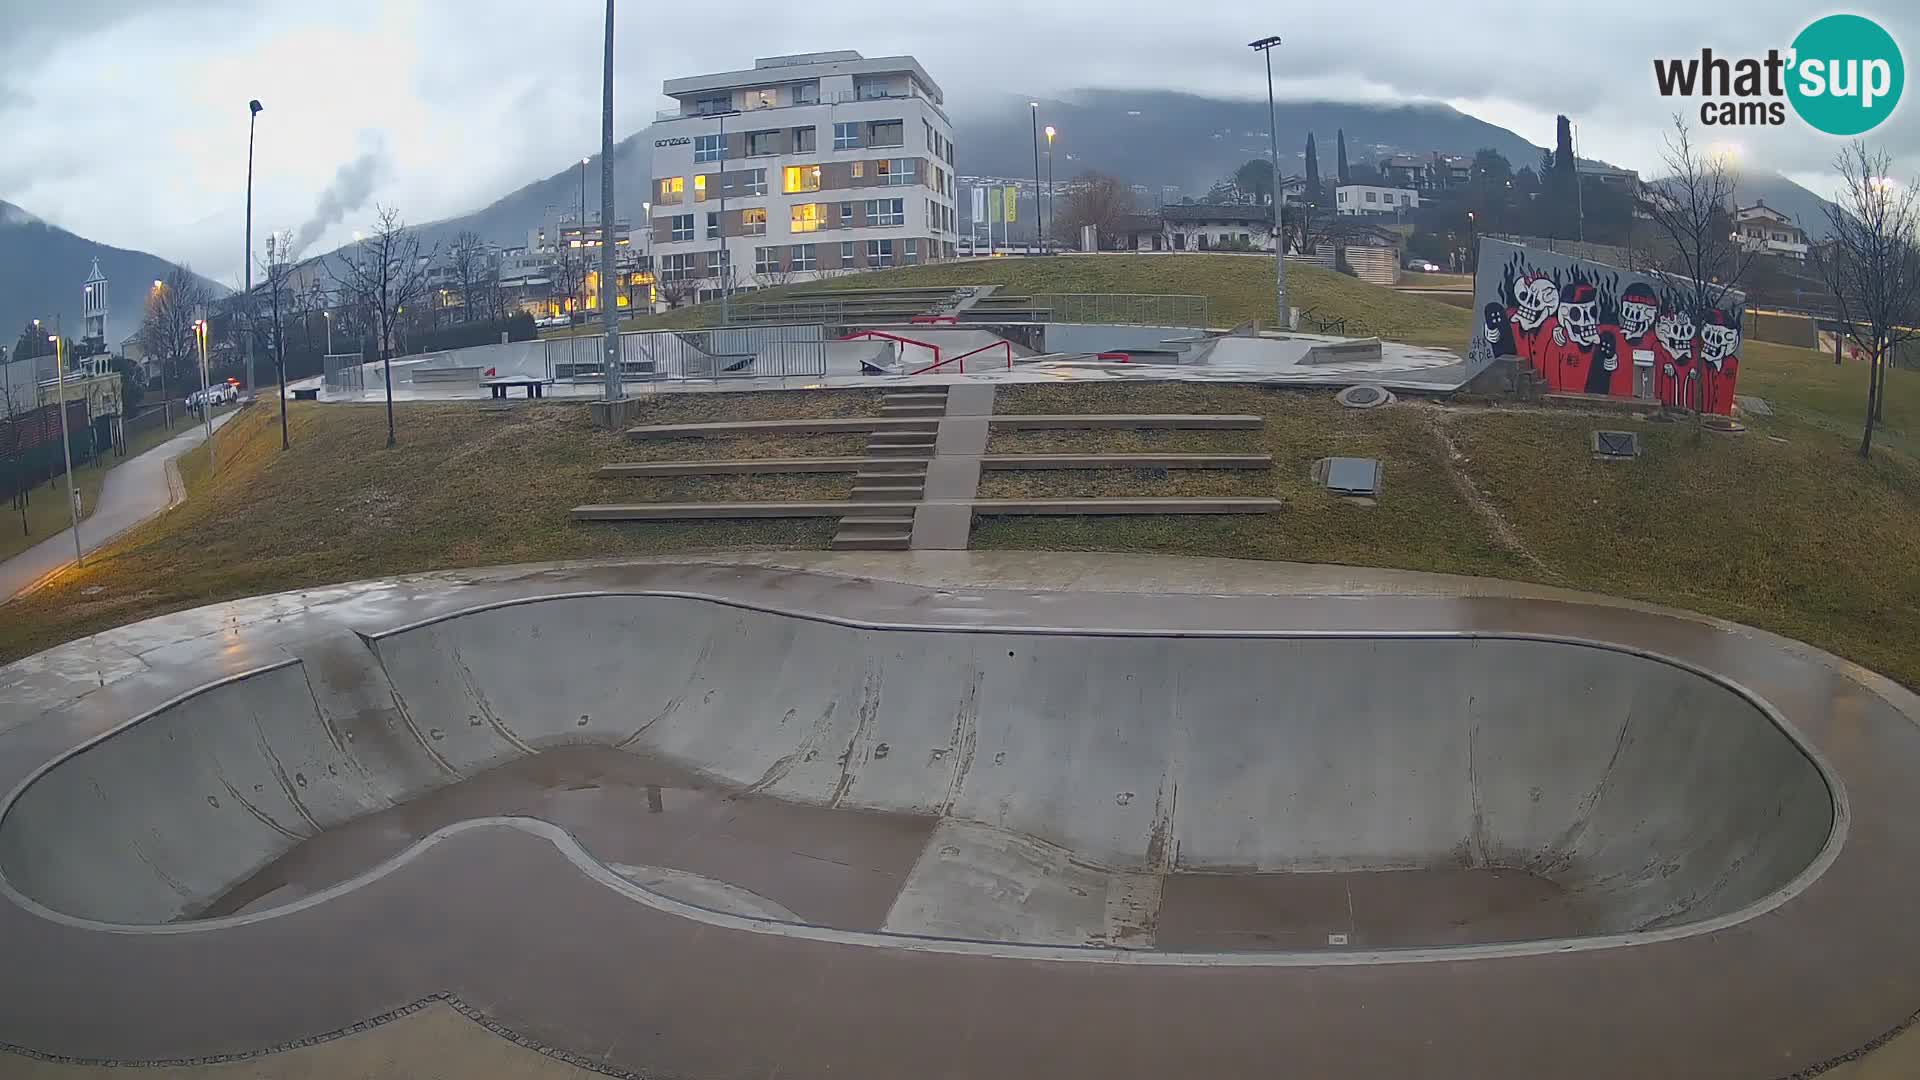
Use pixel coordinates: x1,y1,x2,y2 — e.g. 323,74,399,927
914,339,1013,375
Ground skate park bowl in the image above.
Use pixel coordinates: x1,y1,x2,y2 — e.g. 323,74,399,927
0,592,1837,952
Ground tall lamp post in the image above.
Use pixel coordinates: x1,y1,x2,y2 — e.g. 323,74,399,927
1248,36,1289,329
194,318,212,444
1028,101,1042,256
1044,125,1057,253
577,156,589,325
49,331,82,569
599,0,622,401
244,98,263,391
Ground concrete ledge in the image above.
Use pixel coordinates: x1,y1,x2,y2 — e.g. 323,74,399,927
590,397,648,431
410,366,484,384
969,497,1283,515
979,454,1273,470
626,417,934,439
989,414,1263,431
599,458,867,477
573,501,919,520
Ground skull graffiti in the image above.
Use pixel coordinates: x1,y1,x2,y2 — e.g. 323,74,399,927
1557,283,1600,347
1656,309,1696,361
1619,285,1659,340
1699,310,1740,368
1515,275,1558,331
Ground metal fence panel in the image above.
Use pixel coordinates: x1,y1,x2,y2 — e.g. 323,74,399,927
322,353,366,393
549,324,827,382
1026,293,1210,328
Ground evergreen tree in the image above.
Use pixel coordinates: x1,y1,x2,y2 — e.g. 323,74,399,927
1304,134,1322,205
1336,129,1351,184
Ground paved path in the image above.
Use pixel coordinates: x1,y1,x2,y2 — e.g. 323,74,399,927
0,412,233,601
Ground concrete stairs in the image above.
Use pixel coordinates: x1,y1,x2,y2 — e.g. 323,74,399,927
832,388,945,551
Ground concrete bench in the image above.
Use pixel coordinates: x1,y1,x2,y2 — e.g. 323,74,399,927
483,377,552,399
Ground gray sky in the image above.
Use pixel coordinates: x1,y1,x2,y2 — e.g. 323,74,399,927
2,0,1914,285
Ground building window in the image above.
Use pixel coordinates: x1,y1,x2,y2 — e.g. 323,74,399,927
694,134,723,163
1338,190,1347,203
925,119,935,152
793,82,819,105
866,198,904,226
693,174,707,201
783,165,821,193
833,122,860,150
740,168,767,196
745,130,779,157
791,244,817,271
754,246,779,275
839,201,855,226
790,203,824,233
878,158,915,186
1365,191,1377,202
867,120,904,148
670,214,694,242
657,177,684,205
693,94,729,115
841,240,856,264
741,208,767,236
747,88,776,109
709,248,730,278
851,161,864,178
706,212,720,239
903,240,920,265
866,239,894,266
660,253,694,280
793,126,816,153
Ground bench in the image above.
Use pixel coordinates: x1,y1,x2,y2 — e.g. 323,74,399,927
291,387,320,401
483,377,552,399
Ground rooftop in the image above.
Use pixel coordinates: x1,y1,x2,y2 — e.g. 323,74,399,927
662,51,943,105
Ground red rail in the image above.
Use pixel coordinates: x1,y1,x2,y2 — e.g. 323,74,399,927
840,329,941,373
914,339,1013,375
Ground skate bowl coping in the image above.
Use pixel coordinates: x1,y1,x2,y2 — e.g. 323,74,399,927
0,592,1838,949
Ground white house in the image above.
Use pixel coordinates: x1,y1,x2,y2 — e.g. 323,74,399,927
648,50,958,299
1335,184,1419,216
1733,201,1810,260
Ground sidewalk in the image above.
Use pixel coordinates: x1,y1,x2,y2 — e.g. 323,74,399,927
0,411,234,602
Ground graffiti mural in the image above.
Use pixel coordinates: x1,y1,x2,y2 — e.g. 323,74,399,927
1471,238,1744,413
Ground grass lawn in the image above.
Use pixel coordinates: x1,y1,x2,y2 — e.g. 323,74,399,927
0,413,187,563
598,255,1475,349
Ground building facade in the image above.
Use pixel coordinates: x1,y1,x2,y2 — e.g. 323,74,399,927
1334,184,1420,216
648,51,957,298
1733,201,1810,260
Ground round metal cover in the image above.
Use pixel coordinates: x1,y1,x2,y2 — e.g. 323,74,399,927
1336,384,1394,409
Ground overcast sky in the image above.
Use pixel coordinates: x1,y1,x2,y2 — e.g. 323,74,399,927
2,0,1914,285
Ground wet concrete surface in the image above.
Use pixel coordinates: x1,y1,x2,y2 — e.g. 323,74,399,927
1157,868,1594,951
199,746,935,929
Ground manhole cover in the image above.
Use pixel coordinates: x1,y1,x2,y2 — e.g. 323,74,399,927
1592,431,1639,459
1336,384,1394,409
1325,456,1380,496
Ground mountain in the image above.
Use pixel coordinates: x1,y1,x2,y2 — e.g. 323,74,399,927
407,134,654,254
950,91,1545,194
0,201,225,348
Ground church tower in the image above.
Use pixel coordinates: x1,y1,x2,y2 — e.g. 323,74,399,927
81,258,109,350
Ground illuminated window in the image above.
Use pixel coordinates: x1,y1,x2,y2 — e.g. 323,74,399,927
790,243,817,271
790,203,824,233
694,174,707,201
851,161,864,178
741,207,767,236
657,177,684,205
783,165,821,193
878,158,915,187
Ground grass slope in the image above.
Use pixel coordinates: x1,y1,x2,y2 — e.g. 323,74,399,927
0,415,184,563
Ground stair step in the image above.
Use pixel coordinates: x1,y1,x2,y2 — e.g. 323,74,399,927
838,515,915,529
867,445,936,458
880,405,948,417
855,464,927,479
851,486,923,502
830,533,913,551
883,391,948,403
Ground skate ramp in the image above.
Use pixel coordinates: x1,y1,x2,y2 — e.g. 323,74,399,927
0,594,1834,947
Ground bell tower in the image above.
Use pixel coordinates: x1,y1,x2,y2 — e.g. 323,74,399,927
81,258,109,350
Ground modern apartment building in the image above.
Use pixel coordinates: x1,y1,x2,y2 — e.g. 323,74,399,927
649,51,958,298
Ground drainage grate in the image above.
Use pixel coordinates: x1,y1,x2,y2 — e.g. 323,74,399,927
1325,456,1380,496
1336,384,1394,409
1591,431,1639,459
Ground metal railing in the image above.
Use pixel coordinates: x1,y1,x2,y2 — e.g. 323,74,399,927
322,353,365,394
1020,293,1211,328
546,324,828,382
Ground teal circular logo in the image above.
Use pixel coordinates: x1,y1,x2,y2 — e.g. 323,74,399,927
1788,14,1904,135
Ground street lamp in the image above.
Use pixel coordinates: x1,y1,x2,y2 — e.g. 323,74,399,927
322,310,333,355
598,0,622,401
244,98,263,394
1465,211,1477,273
194,319,212,444
1249,35,1289,329
1029,101,1042,256
48,332,82,568
1044,125,1056,252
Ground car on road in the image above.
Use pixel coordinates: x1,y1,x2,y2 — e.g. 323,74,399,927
1404,259,1442,273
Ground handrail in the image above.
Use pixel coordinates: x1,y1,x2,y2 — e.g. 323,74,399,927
841,329,941,373
916,339,1011,375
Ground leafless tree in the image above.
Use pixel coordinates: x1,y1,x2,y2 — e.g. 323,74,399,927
327,204,434,447
656,272,700,309
137,265,211,430
447,230,489,324
1806,143,1920,458
755,266,798,290
257,231,296,450
549,244,585,323
1641,115,1759,324
1054,172,1134,248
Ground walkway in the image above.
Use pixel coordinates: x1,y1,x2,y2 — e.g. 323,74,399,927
0,412,233,601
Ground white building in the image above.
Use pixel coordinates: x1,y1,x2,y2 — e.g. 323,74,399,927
1335,184,1419,216
649,50,958,300
1733,201,1810,260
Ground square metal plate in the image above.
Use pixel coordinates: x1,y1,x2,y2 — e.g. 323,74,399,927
1592,431,1639,458
1325,456,1380,496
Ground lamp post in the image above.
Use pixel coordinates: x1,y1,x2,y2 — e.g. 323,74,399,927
322,310,333,355
244,98,262,392
599,0,622,401
49,332,82,568
1044,125,1056,253
1029,101,1042,256
195,318,212,444
577,156,589,325
149,279,172,430
1248,36,1289,329
1465,211,1477,274
716,108,736,327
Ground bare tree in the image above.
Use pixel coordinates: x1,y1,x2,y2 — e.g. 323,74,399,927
656,272,700,309
755,266,798,290
1641,115,1759,323
447,230,489,324
327,204,434,447
549,244,585,323
1806,143,1920,458
257,231,296,450
137,265,211,430
1054,172,1134,248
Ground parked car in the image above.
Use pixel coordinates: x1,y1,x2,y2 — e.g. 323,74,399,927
1404,259,1442,273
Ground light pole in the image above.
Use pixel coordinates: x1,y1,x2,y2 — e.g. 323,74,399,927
244,98,262,392
49,331,82,568
1044,125,1056,253
323,310,333,355
577,156,589,325
716,108,736,327
599,0,622,401
195,318,212,444
150,280,172,430
1249,36,1289,329
1029,101,1041,256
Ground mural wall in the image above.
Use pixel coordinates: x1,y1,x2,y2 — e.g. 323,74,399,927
1470,238,1744,413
